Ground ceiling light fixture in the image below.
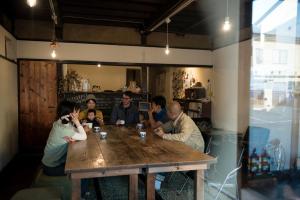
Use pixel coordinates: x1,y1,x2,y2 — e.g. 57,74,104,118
50,20,58,59
50,41,57,59
165,18,171,55
223,0,231,31
27,0,37,7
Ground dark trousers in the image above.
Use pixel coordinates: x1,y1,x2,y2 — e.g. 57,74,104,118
42,163,89,197
42,163,65,176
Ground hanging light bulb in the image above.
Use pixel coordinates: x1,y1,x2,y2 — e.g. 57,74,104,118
27,0,37,7
223,17,231,31
51,49,56,58
165,44,170,55
222,0,231,32
97,63,101,68
50,41,57,59
165,18,171,55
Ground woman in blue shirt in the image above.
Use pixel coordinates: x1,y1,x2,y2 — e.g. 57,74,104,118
148,95,169,129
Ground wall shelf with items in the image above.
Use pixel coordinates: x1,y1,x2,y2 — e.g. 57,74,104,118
174,98,212,133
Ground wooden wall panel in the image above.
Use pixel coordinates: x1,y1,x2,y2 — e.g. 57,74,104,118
19,60,57,153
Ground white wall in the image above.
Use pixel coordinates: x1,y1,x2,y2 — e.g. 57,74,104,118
66,64,141,91
0,26,17,59
238,41,251,133
17,41,212,66
212,40,251,133
212,44,239,132
0,26,18,171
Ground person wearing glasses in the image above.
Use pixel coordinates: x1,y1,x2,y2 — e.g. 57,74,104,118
110,91,139,125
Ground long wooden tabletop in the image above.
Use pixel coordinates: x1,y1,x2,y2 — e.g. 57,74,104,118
65,125,216,173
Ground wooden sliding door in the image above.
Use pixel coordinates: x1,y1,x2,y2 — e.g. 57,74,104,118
19,60,57,153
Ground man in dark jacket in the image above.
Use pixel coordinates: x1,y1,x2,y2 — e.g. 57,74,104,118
110,91,139,125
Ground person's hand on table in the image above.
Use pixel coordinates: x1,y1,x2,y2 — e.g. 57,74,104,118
154,127,165,138
116,119,125,125
83,125,91,133
96,117,104,126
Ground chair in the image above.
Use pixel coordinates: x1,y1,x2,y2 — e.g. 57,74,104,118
171,136,214,195
211,147,245,200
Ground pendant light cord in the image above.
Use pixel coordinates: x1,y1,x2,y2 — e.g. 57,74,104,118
166,21,169,46
226,0,229,17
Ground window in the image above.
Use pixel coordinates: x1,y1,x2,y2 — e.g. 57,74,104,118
272,49,288,64
255,48,264,64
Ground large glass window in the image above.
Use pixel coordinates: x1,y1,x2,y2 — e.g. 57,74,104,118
249,0,300,197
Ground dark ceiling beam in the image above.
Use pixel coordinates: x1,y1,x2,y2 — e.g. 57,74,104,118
60,1,159,13
49,0,63,40
76,0,166,6
62,12,145,23
61,6,151,19
179,15,215,34
62,15,144,25
62,17,142,28
144,0,195,32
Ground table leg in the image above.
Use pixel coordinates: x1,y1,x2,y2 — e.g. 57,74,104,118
129,174,138,200
146,173,155,200
72,178,81,200
194,170,204,200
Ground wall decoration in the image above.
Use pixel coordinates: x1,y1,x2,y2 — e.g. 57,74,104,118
172,70,186,98
172,69,199,99
62,69,82,92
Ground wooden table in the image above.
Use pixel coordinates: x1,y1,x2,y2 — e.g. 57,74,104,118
65,125,216,200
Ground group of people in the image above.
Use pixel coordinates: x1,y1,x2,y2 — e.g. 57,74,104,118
41,91,205,197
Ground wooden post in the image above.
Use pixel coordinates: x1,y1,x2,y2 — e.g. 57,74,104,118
129,174,138,200
146,173,155,200
194,170,204,200
72,178,81,200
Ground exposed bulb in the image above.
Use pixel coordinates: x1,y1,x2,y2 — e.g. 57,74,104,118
27,0,37,7
97,63,101,68
223,17,231,31
165,44,170,55
51,49,56,58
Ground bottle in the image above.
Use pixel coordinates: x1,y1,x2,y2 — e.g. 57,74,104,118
249,148,259,177
260,148,271,174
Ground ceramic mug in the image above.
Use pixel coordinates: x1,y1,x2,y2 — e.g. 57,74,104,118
94,126,101,133
100,131,107,139
139,131,146,138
